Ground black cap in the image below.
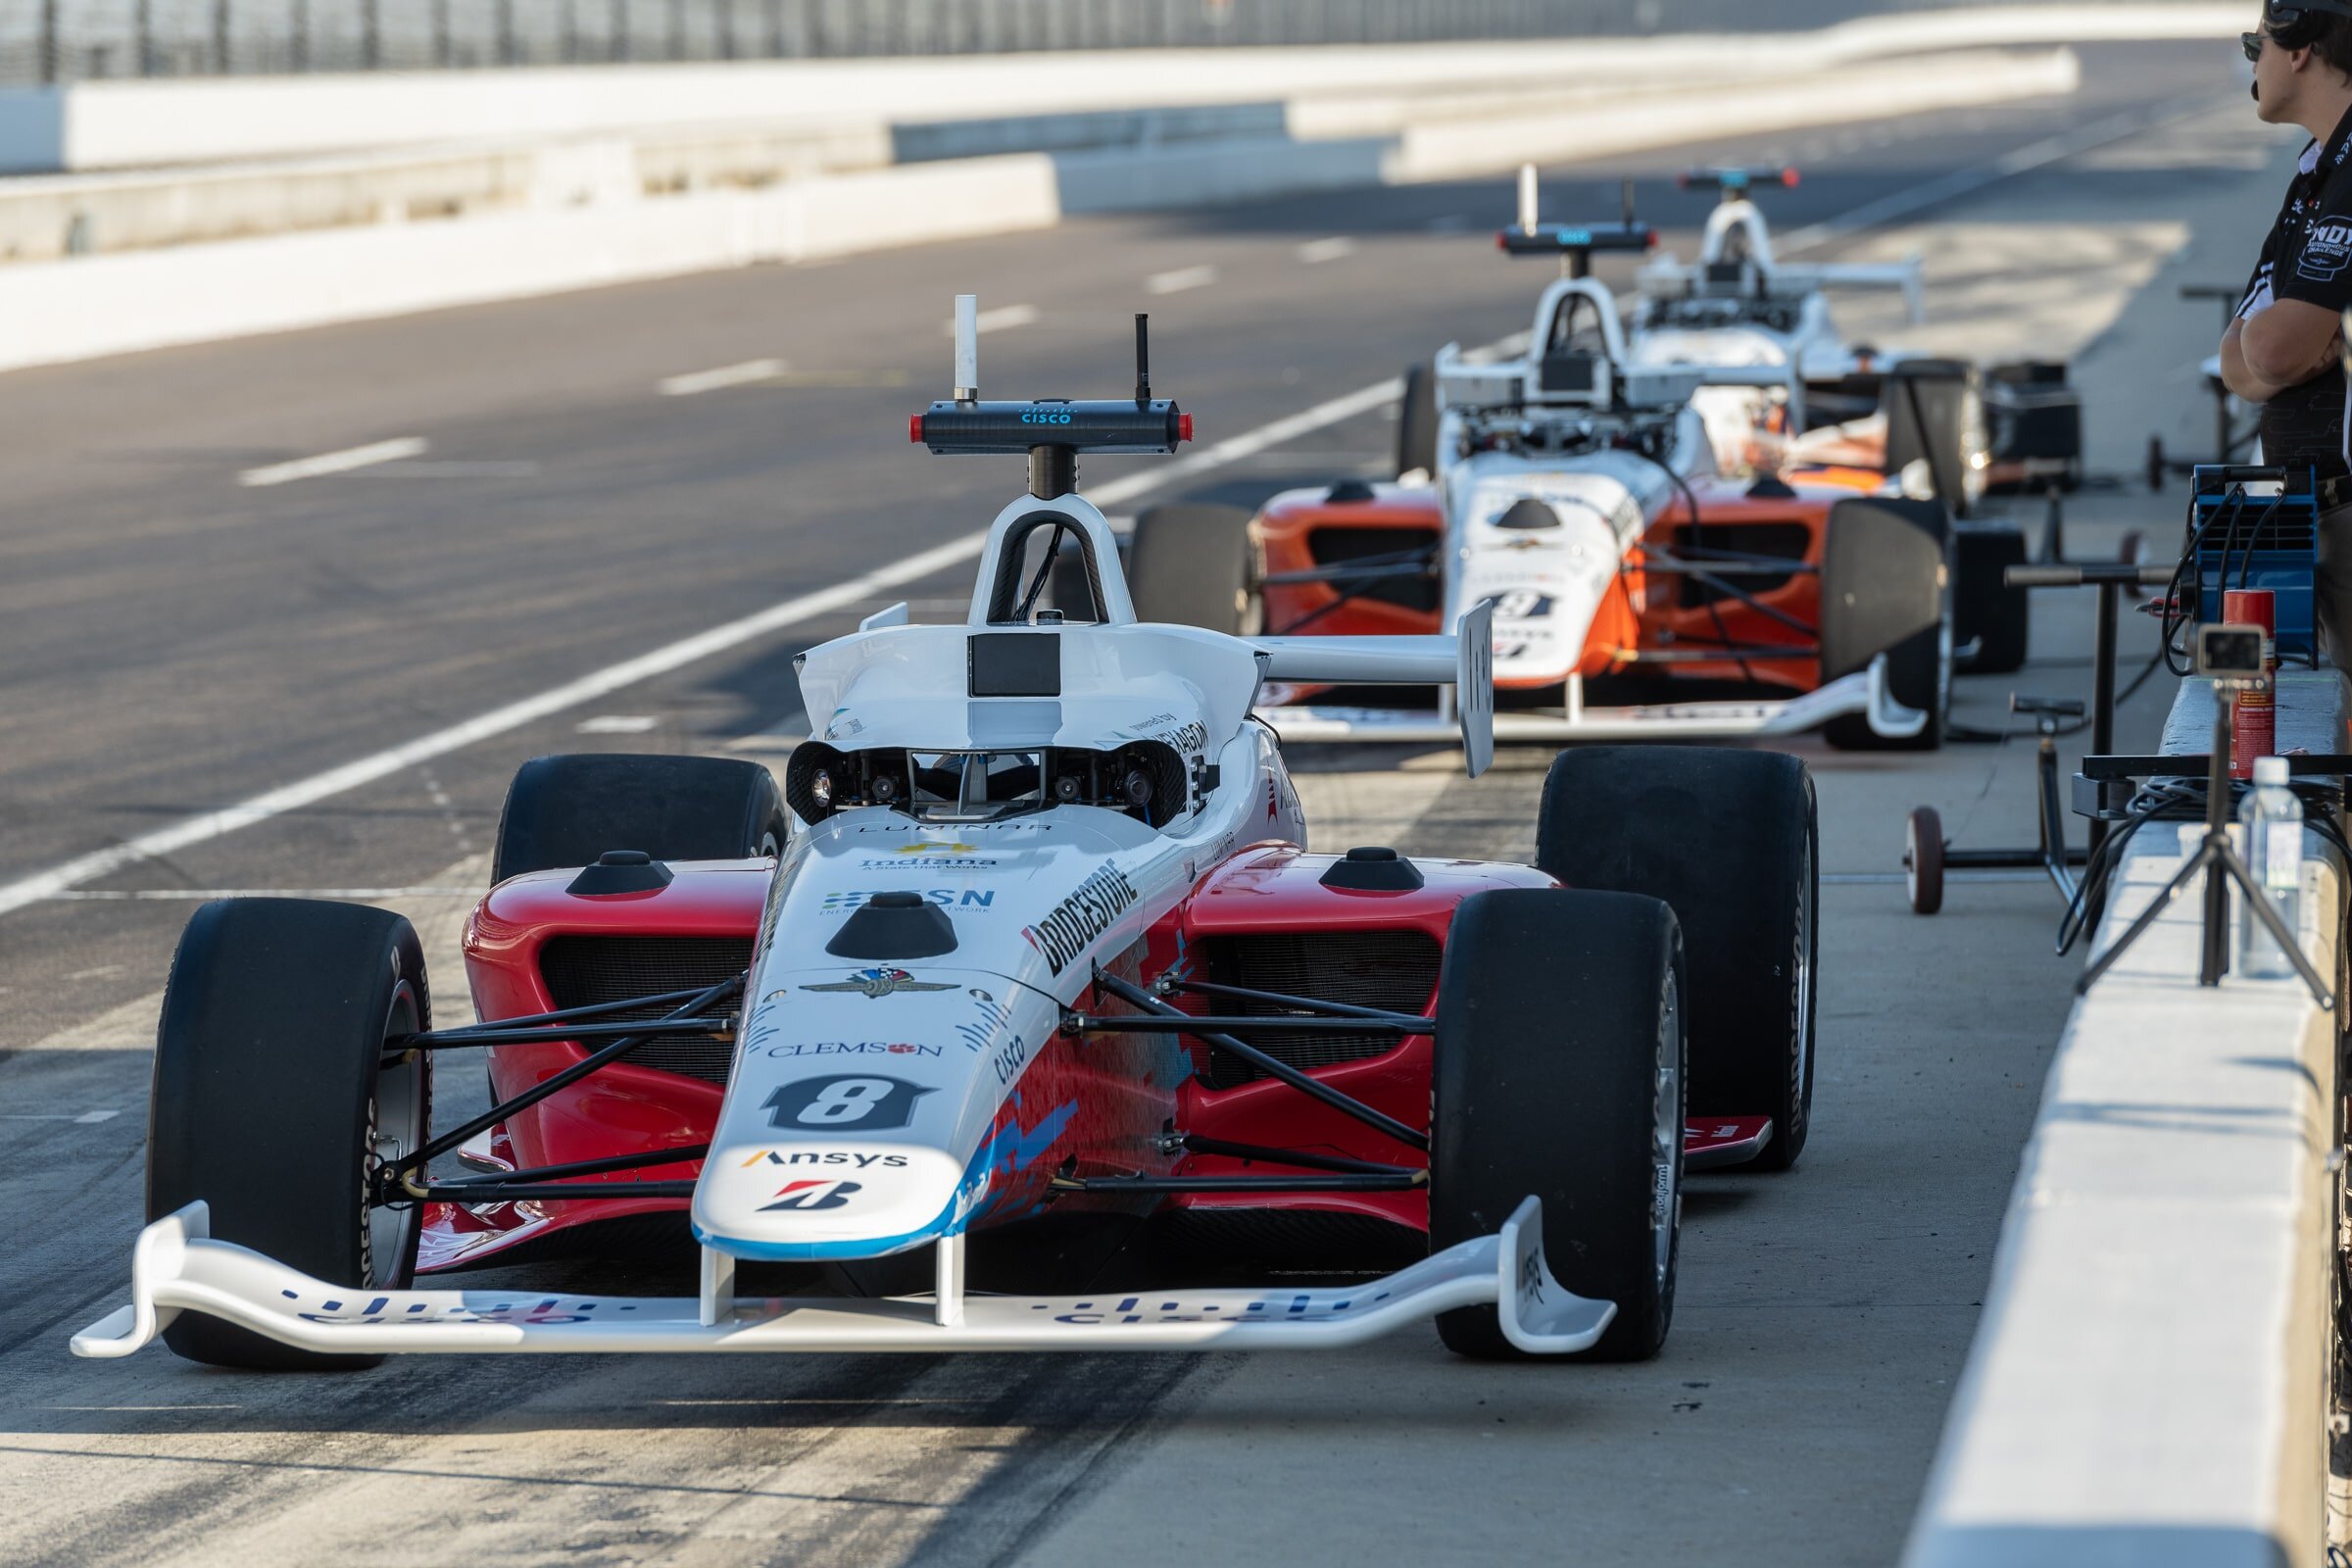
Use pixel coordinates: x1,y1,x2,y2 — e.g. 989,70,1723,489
566,850,675,896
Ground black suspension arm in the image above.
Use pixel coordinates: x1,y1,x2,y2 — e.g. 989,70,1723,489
395,1016,734,1052
394,984,732,1041
1158,977,1428,1023
1179,1134,1421,1177
1067,1013,1429,1036
416,1180,698,1202
429,1144,710,1190
387,972,744,1187
1091,971,1430,1152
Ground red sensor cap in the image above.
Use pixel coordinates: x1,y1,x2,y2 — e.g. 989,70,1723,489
908,414,924,444
1177,414,1193,444
1781,168,1801,187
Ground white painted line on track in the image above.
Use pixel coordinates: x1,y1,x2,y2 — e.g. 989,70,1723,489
1775,96,2226,255
355,461,540,479
658,359,786,396
237,437,427,487
3,1109,121,1122
0,375,1399,918
1297,237,1356,265
1147,266,1218,296
947,304,1040,335
577,714,659,733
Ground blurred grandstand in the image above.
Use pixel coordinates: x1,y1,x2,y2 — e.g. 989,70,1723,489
0,0,2115,83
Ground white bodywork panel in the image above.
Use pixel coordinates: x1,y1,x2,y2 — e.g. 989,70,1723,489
77,1199,1614,1358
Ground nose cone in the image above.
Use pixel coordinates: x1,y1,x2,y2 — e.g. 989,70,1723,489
694,1138,969,1260
692,959,1058,1261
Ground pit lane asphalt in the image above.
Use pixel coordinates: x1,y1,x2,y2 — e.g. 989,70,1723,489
0,39,2273,1568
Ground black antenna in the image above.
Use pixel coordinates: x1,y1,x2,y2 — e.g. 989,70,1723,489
1621,178,1636,226
1134,314,1152,406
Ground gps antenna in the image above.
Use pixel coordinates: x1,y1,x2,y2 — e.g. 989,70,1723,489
954,294,978,403
1517,163,1538,234
1134,314,1151,406
1621,178,1636,227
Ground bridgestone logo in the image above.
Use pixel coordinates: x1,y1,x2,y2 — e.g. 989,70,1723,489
1022,864,1141,975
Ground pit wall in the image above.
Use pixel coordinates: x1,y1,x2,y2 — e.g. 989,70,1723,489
1905,671,2348,1567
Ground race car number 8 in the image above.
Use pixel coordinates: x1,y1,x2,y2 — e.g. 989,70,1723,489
805,1078,894,1123
764,1072,934,1133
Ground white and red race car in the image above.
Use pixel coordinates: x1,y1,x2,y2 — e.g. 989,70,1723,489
74,304,1817,1370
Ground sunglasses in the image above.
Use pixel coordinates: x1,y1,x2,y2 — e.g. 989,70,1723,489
2245,29,2267,60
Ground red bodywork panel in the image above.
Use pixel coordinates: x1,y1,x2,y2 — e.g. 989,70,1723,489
425,848,1749,1270
1254,468,1883,696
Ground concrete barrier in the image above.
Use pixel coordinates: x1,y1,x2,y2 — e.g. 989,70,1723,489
1904,672,2347,1567
0,43,2084,374
0,3,2242,174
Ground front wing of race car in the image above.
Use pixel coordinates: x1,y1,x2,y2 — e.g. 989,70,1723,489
74,1197,1611,1358
1263,651,1925,745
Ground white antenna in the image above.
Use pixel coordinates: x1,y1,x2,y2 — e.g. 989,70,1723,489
954,294,978,403
1517,164,1539,234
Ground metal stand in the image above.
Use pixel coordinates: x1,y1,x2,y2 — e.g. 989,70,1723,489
2076,681,2333,1005
1905,560,2171,914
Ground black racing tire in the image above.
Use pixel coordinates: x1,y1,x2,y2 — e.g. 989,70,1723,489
1820,497,1949,752
148,899,432,1370
1952,522,2030,675
1536,747,1818,1174
491,753,787,883
1125,502,1256,635
1396,361,1440,480
1907,807,1945,916
1883,361,1987,520
1430,888,1685,1362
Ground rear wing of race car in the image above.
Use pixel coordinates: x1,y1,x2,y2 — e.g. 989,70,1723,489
1250,597,1495,776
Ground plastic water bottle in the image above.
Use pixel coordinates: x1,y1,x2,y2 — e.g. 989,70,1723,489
2237,756,2305,980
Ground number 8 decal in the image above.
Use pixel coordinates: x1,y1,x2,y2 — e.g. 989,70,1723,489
765,1073,935,1133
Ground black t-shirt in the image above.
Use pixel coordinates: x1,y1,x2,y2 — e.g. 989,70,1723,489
2240,102,2352,477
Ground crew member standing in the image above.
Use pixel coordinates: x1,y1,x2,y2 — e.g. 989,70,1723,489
2227,1,2352,654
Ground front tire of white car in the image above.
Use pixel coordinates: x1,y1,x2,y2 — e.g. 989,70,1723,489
148,899,432,1370
1430,888,1685,1362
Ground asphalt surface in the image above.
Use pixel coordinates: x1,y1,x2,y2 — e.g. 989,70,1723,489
0,38,2282,1568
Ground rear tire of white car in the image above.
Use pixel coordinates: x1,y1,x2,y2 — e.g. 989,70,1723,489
1535,748,1817,1173
1431,888,1685,1362
1126,503,1256,635
148,899,432,1370
1884,361,1986,520
1952,522,2031,675
1821,497,1948,752
1396,362,1440,480
492,753,788,882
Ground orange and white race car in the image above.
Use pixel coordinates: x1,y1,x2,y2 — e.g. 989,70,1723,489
1127,260,1952,750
